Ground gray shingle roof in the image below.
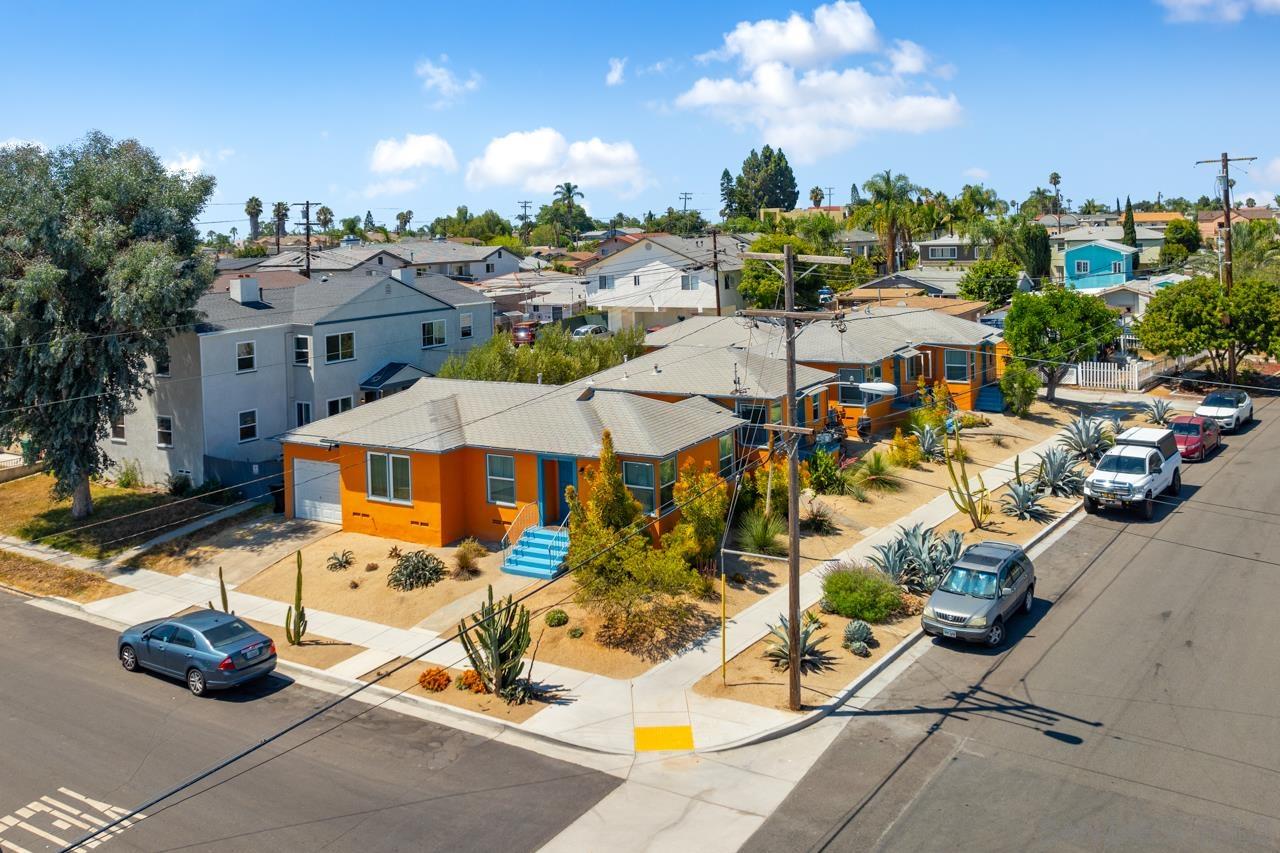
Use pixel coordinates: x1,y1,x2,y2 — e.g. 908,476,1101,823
280,378,741,458
1055,225,1163,243
584,345,833,398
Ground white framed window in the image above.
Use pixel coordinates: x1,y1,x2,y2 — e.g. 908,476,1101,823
421,319,447,348
944,350,970,382
296,401,312,427
929,246,958,260
486,454,516,506
294,335,311,365
623,461,656,516
1074,260,1090,275
327,396,353,417
460,313,473,339
237,409,257,443
718,433,735,477
154,346,170,377
658,457,677,514
325,332,355,363
156,416,173,448
110,415,126,442
367,451,412,504
680,274,698,290
1111,261,1124,274
484,263,495,274
236,341,256,372
598,274,615,290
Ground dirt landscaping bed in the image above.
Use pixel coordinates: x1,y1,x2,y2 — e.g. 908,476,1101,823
358,657,551,724
0,474,220,559
0,551,128,602
236,531,505,629
243,618,364,670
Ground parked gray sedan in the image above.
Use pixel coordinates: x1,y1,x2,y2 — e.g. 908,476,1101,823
921,541,1035,647
117,610,276,695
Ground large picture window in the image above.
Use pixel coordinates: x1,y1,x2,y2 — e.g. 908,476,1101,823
367,452,412,503
486,454,516,506
735,401,771,447
944,350,970,382
623,461,656,516
325,332,355,363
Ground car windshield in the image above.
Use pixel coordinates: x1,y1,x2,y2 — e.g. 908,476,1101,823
1171,422,1200,436
1095,455,1146,474
937,567,998,599
202,618,256,647
1203,393,1237,407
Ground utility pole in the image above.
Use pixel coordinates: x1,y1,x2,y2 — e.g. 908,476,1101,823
293,201,321,279
824,186,835,208
1196,152,1256,384
709,228,722,316
740,243,849,711
679,192,693,212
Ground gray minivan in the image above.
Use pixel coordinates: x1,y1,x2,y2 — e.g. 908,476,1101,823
921,541,1035,647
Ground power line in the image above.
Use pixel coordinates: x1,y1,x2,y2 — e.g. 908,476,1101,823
1194,152,1257,384
679,192,693,212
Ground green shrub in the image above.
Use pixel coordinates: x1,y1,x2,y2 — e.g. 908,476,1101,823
807,450,843,494
545,608,569,627
842,619,874,649
116,459,143,489
326,550,354,572
166,473,192,497
999,359,1041,417
850,452,903,493
387,550,446,591
821,566,903,623
567,626,584,639
735,508,786,556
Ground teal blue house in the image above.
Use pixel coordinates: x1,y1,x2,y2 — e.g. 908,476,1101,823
1065,239,1138,288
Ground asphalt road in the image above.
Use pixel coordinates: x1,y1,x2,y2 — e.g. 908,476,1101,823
0,596,619,852
747,399,1280,853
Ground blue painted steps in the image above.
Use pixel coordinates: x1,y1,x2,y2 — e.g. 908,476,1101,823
975,385,1006,413
501,526,569,579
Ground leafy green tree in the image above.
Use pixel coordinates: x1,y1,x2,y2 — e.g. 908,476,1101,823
795,212,838,250
1136,275,1280,378
315,205,333,232
339,215,362,236
554,182,585,237
245,196,263,239
958,257,1023,307
235,243,268,258
528,223,559,246
1121,196,1137,248
363,210,375,232
1020,187,1054,218
719,168,737,218
729,146,798,215
1158,243,1190,268
437,327,645,384
0,132,214,517
1004,286,1117,401
740,234,817,307
649,207,708,236
485,235,525,256
851,170,918,272
663,461,729,572
1014,222,1051,280
1163,217,1202,255
1079,198,1104,215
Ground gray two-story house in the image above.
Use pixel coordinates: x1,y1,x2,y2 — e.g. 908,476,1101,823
102,267,493,493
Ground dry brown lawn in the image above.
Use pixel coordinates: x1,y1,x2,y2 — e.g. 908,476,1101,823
236,531,504,629
0,551,128,602
359,658,550,723
126,504,272,575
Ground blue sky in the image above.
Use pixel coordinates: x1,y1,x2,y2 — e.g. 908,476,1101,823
4,0,1280,232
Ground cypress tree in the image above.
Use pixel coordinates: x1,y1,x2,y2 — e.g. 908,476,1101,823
1122,196,1138,247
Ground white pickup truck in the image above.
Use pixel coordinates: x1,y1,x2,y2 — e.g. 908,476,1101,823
1083,427,1182,520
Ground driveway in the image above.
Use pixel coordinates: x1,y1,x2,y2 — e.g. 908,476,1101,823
173,516,337,584
746,400,1280,852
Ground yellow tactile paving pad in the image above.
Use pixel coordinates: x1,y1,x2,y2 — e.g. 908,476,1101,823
634,725,695,752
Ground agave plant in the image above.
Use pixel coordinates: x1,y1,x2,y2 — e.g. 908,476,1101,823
1145,398,1174,426
911,425,945,463
870,524,957,594
763,614,835,674
842,619,874,649
933,529,966,573
1000,481,1055,522
868,537,912,587
1059,415,1114,464
1035,447,1085,497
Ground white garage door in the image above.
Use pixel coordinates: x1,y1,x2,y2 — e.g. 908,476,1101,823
293,459,341,523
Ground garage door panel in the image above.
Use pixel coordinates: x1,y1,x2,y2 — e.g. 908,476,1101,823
293,459,341,523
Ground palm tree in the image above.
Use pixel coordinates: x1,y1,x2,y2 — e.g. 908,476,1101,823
316,206,334,232
1079,198,1103,215
395,210,414,235
245,196,263,240
850,170,918,272
809,186,824,208
230,226,238,244
272,201,289,254
1048,172,1062,214
553,182,584,240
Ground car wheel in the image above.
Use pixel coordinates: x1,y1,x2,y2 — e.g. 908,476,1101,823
120,645,139,672
985,620,1005,648
1169,470,1182,497
1083,495,1097,514
1142,493,1155,520
187,668,207,697
1022,586,1035,614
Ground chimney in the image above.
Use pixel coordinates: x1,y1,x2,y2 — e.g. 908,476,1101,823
230,276,259,304
391,267,416,286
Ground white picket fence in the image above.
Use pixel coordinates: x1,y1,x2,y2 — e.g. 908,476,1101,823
1062,351,1207,393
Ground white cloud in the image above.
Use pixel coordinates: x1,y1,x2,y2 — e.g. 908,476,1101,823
887,39,928,75
164,152,205,175
677,61,961,163
415,55,481,106
1259,156,1280,184
0,137,44,150
640,59,676,75
699,1,878,69
363,177,419,199
369,133,457,173
963,166,990,180
606,57,627,86
465,127,647,195
216,148,235,161
1158,0,1280,21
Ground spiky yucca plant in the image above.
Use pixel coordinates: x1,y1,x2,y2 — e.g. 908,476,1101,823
458,585,532,703
1060,415,1114,464
763,614,835,674
911,424,945,462
851,451,903,493
1145,398,1174,426
1001,482,1055,521
736,508,786,556
1036,447,1085,497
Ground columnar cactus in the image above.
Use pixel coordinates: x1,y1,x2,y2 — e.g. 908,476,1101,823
285,550,307,645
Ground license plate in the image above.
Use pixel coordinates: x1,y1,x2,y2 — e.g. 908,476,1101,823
1098,491,1116,500
244,646,261,659
942,628,957,638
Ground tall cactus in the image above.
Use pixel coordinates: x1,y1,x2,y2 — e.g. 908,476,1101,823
944,433,991,530
207,566,232,613
285,550,307,645
458,585,531,702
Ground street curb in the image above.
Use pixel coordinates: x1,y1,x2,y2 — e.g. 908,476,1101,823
695,498,1086,754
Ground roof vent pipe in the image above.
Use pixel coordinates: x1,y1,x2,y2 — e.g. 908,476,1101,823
537,372,543,385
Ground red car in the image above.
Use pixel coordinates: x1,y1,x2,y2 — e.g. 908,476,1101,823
511,322,538,347
1169,414,1221,461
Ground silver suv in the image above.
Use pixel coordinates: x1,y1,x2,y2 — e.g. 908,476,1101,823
921,541,1035,647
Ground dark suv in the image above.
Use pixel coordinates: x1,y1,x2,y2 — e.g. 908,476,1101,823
921,541,1035,647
